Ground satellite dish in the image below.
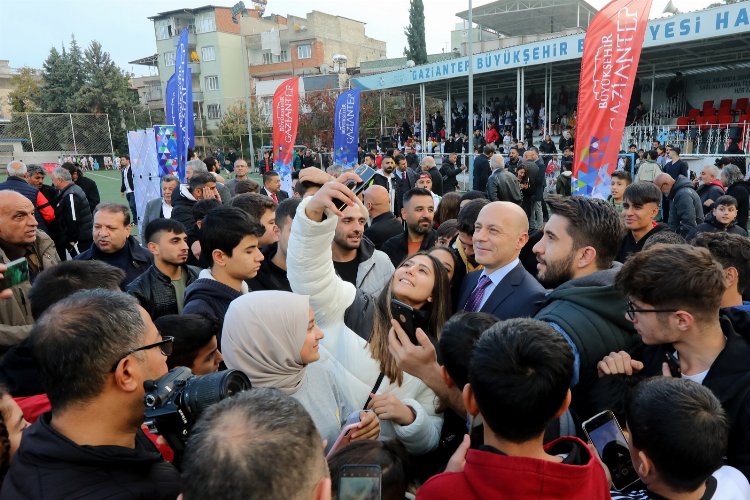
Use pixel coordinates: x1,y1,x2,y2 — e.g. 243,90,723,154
663,0,680,15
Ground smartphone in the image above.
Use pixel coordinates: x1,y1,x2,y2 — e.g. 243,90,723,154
583,410,641,491
337,465,382,500
390,299,419,345
0,258,29,291
327,422,360,459
336,164,377,211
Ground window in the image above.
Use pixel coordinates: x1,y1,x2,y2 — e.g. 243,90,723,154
195,12,216,33
276,50,288,63
297,44,312,59
163,52,176,67
201,46,216,62
207,104,221,120
262,52,273,65
155,19,171,40
204,76,219,91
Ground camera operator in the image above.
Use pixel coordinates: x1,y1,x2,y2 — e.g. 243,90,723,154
0,289,181,499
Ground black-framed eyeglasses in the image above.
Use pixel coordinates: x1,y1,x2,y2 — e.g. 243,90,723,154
110,336,174,372
626,300,678,321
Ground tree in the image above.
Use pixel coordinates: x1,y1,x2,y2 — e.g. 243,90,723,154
8,67,40,112
404,0,428,65
37,46,69,112
73,40,139,151
213,101,269,158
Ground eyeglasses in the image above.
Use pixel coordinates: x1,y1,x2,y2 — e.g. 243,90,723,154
110,336,174,372
626,300,677,321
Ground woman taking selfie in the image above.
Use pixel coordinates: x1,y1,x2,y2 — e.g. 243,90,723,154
287,176,450,455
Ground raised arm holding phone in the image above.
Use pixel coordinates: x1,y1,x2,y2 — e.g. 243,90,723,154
287,173,447,456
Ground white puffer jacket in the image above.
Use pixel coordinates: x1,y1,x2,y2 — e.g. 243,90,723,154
287,198,442,455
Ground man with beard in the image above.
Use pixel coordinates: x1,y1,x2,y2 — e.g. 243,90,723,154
506,147,522,174
372,155,401,214
127,218,200,320
74,203,152,289
532,195,637,419
381,188,438,267
332,201,394,297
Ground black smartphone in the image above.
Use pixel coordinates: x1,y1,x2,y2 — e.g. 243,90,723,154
583,410,641,491
338,464,382,500
390,299,419,345
0,258,29,291
336,164,377,211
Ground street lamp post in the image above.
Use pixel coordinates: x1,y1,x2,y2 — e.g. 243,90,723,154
233,1,256,170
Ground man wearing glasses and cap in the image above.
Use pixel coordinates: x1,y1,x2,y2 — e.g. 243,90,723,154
596,243,750,481
1,289,181,499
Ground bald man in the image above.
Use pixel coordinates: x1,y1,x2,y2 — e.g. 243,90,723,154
363,185,403,250
0,191,60,347
457,201,546,319
420,155,444,196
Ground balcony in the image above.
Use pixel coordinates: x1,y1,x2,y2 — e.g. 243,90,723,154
189,62,201,75
192,90,204,102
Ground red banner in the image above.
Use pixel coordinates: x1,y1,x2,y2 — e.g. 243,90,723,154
272,77,299,182
574,0,652,198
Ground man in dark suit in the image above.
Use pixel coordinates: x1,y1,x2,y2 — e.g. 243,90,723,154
472,145,493,192
363,185,402,250
119,154,137,224
259,171,289,203
458,201,545,319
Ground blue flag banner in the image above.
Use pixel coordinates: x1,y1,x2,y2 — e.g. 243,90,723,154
333,89,360,168
174,28,194,182
165,74,177,127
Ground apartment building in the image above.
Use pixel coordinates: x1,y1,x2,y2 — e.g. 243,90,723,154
149,5,255,131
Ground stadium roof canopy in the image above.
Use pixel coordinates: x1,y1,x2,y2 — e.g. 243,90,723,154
455,0,599,37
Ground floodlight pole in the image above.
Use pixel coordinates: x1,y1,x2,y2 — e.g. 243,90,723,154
467,0,474,186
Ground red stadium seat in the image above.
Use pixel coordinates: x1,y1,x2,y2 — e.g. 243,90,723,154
736,98,749,113
703,100,715,112
720,99,733,111
676,117,690,127
718,114,733,125
698,116,718,130
688,108,701,119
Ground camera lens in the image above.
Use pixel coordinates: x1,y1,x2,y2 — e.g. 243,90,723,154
182,370,252,417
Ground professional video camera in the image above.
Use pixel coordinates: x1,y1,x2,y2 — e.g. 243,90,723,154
144,366,251,465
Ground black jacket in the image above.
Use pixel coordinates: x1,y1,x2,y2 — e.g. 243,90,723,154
595,314,750,479
472,155,491,192
75,175,101,215
664,159,688,180
183,277,243,335
726,181,750,230
696,182,725,215
440,160,462,192
54,182,93,255
380,229,438,268
170,188,198,243
667,175,704,237
120,166,134,193
126,264,200,319
426,166,444,196
246,243,292,292
0,413,181,500
615,223,671,263
365,212,404,251
75,236,152,289
686,215,749,241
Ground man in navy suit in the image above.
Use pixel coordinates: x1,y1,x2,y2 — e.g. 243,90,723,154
458,201,545,319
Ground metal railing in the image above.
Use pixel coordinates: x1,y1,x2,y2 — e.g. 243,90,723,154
622,121,750,155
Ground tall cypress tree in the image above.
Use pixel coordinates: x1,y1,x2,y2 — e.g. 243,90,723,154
404,0,427,65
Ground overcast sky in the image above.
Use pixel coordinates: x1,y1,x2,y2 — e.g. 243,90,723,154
1,0,718,77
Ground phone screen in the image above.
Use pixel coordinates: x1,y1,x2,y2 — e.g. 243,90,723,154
338,465,381,500
584,412,640,491
0,258,29,291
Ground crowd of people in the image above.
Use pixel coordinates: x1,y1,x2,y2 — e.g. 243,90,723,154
1,143,750,500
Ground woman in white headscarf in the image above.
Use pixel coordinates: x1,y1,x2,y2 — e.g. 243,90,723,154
222,290,379,452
